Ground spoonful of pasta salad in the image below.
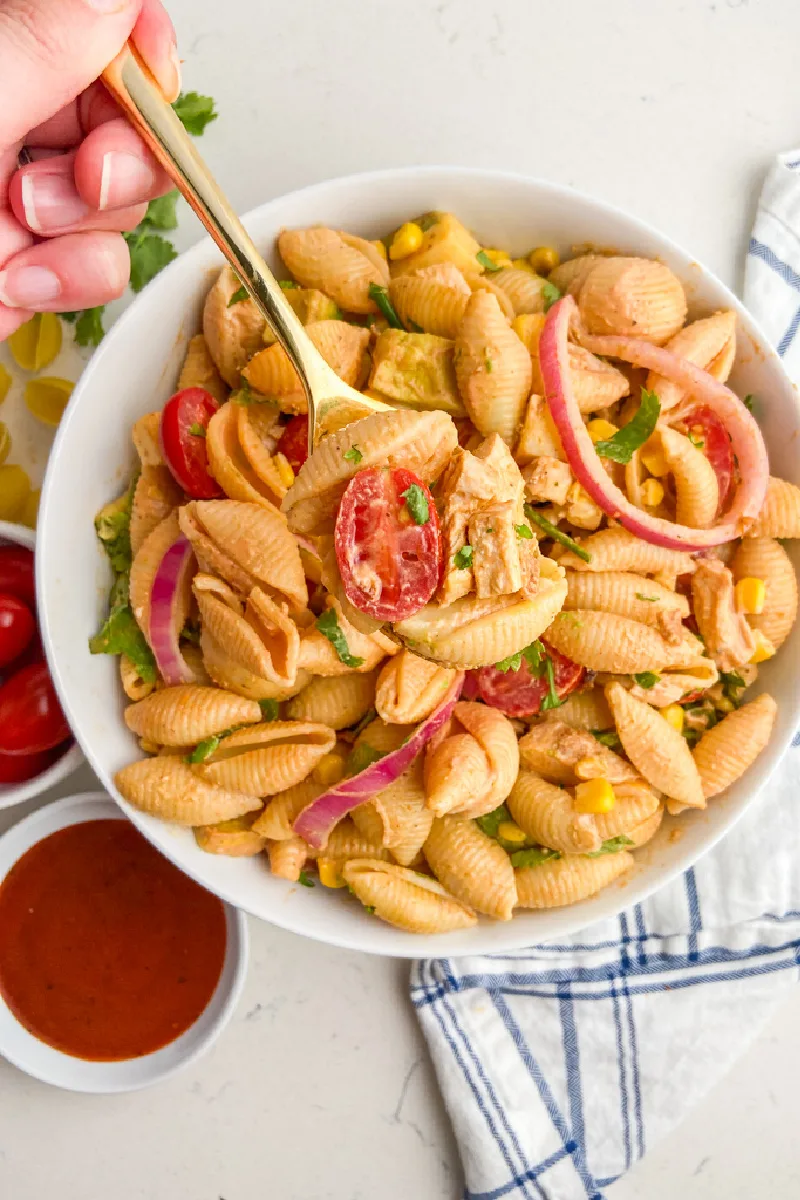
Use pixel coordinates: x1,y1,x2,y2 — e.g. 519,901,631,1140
101,43,391,449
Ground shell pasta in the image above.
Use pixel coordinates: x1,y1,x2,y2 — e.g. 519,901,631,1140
90,210,796,933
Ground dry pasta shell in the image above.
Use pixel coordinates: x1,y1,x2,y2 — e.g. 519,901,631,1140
253,779,322,840
548,254,605,296
179,499,306,610
605,681,704,807
747,476,800,540
692,693,777,799
545,609,691,674
267,836,308,881
507,769,602,854
205,401,283,509
277,227,389,313
518,721,637,786
124,684,261,745
283,407,458,534
201,627,310,701
394,572,568,669
374,649,459,724
492,267,550,315
389,272,469,338
543,687,613,732
198,721,336,796
454,290,532,445
657,426,719,529
577,257,687,344
424,816,517,921
731,537,798,650
129,511,193,645
132,411,164,467
119,653,157,702
341,859,477,933
515,394,565,465
116,756,262,824
194,814,265,856
556,527,697,576
202,264,266,387
286,670,377,728
178,333,229,404
515,851,634,909
564,570,690,626
129,465,183,558
645,310,736,411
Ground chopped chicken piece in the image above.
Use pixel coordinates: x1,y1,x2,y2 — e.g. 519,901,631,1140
515,394,565,464
522,456,572,506
468,502,538,598
691,558,756,671
565,482,604,530
655,607,686,645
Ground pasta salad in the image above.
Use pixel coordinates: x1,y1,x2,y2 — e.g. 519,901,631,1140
90,211,799,934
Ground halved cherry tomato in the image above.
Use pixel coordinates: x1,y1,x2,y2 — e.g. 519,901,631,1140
0,592,35,669
334,467,441,622
0,663,70,756
470,642,586,717
160,387,223,499
0,544,35,606
277,415,309,474
0,747,60,784
12,629,43,670
681,405,734,512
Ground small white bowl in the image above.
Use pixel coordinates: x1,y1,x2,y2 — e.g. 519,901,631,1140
0,792,248,1092
0,520,82,811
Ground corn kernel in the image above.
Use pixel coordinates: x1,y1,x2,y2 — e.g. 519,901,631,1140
274,451,295,490
735,577,766,615
511,313,541,347
749,630,776,664
497,820,527,844
587,418,618,443
641,477,665,507
312,751,347,787
480,247,513,270
661,704,684,733
0,364,10,405
318,858,346,888
528,246,560,275
0,422,10,466
640,440,670,478
574,755,607,780
389,222,424,261
574,778,616,814
511,257,536,274
372,239,388,261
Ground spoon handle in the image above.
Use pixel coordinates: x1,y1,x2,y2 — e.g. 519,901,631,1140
102,45,326,426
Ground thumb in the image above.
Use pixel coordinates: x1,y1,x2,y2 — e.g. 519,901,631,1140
0,0,142,149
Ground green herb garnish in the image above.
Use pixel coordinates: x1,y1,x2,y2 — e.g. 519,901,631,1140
408,319,425,333
316,609,364,668
94,481,136,575
476,804,513,839
62,305,107,346
454,545,474,569
228,285,249,307
687,431,705,449
187,733,223,764
476,250,502,272
542,280,562,312
592,729,622,751
298,870,315,888
635,593,659,602
720,670,746,705
172,91,218,136
123,228,178,293
593,388,661,465
188,422,206,438
633,671,660,689
368,283,404,329
495,640,545,675
350,707,377,738
585,835,634,858
540,655,563,711
510,846,562,868
279,279,298,290
345,742,386,777
524,505,591,562
88,575,157,682
514,524,533,539
140,191,179,231
181,621,201,645
259,698,280,721
744,394,756,413
344,445,363,464
401,484,429,525
485,357,494,373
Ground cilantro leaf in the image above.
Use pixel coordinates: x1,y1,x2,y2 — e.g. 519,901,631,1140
63,306,106,347
494,650,523,673
514,523,533,539
542,280,562,312
88,576,157,682
187,733,222,764
259,698,280,721
316,609,364,668
510,846,562,868
475,804,513,840
494,640,545,676
172,91,218,136
368,283,404,329
298,870,315,888
524,505,591,562
585,835,634,858
744,394,756,414
633,671,660,689
123,229,178,292
141,190,179,231
345,742,386,777
401,483,429,525
228,285,249,307
454,544,474,569
188,422,206,438
688,430,705,449
593,388,661,464
344,445,363,464
476,250,502,273
592,729,622,751
720,670,746,705
94,480,136,574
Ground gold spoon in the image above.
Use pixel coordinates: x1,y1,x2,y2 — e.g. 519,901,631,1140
102,44,390,449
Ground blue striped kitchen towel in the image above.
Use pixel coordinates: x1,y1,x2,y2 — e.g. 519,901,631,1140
411,149,800,1200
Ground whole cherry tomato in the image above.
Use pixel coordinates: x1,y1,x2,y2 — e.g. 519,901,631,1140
0,747,60,784
0,663,70,756
277,415,309,474
160,387,223,499
0,592,36,669
0,545,35,606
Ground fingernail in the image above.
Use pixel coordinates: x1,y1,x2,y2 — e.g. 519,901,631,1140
82,0,133,12
0,267,61,308
21,173,89,233
156,43,182,103
98,152,158,211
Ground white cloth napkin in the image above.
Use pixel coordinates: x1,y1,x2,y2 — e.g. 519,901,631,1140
411,151,800,1200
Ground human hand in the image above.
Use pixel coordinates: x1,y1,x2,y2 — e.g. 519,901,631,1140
0,0,180,340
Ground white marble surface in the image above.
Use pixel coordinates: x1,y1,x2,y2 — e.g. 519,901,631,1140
3,0,800,1196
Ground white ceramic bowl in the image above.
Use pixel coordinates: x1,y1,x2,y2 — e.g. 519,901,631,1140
0,791,248,1092
0,520,82,810
37,168,800,958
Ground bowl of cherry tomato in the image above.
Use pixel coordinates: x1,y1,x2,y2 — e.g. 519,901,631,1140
0,522,81,810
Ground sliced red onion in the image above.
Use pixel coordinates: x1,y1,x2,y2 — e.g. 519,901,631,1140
293,672,464,849
149,535,196,685
539,296,769,550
